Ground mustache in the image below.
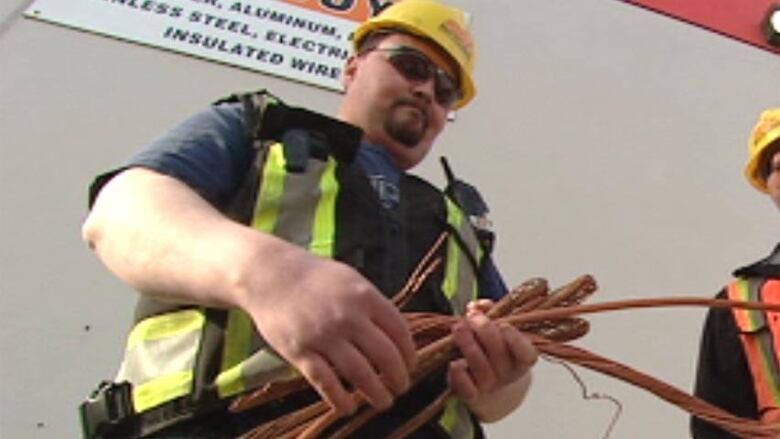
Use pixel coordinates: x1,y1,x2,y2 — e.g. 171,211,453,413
393,97,429,123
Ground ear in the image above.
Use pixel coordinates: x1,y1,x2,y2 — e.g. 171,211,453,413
341,54,359,89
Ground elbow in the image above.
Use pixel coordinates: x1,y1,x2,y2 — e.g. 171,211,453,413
81,169,132,252
81,212,102,251
82,178,120,253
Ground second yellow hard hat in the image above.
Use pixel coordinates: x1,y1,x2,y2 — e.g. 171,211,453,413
745,108,780,192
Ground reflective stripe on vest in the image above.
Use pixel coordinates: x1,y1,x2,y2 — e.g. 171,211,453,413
728,278,780,420
216,143,338,397
115,309,205,412
443,197,481,315
437,198,482,439
439,396,475,439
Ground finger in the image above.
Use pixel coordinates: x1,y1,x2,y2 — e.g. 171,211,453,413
501,322,538,371
324,340,394,411
448,358,479,401
469,314,512,380
370,298,417,369
452,320,496,392
352,319,410,396
466,299,494,316
297,354,355,416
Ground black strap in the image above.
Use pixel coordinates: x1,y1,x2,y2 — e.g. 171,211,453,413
79,384,226,439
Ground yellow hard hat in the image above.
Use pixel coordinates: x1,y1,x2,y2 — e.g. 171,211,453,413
352,0,477,109
745,108,780,192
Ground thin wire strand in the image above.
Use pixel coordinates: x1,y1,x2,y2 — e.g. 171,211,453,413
542,355,622,439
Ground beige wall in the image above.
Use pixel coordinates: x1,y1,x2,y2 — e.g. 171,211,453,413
1,0,778,437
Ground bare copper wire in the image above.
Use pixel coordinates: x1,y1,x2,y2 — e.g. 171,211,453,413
230,234,780,439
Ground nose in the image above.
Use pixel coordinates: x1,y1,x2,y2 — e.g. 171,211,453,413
410,77,436,105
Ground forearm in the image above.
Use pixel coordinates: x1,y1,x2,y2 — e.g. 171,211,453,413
82,167,290,308
467,372,532,423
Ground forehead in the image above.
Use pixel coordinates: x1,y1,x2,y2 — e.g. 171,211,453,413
762,141,780,176
765,138,780,159
376,33,458,79
770,144,780,164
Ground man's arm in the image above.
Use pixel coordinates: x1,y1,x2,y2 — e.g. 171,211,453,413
83,167,417,415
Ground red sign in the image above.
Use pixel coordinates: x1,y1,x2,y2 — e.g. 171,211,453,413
278,0,392,23
621,0,779,54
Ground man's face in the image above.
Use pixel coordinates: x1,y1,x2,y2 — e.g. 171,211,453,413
766,148,780,209
340,33,458,170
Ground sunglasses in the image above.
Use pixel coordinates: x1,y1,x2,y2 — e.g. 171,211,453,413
363,46,462,109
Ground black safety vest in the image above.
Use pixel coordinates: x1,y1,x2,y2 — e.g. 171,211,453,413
113,91,489,438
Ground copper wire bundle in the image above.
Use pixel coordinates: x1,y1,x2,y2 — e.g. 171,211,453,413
229,232,780,439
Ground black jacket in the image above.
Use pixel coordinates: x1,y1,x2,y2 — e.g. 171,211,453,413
691,243,780,438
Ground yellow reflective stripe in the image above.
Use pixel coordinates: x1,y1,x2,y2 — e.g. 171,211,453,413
443,198,464,302
217,309,254,397
216,365,244,399
443,198,483,315
133,370,193,413
126,309,205,351
218,349,297,398
119,310,204,412
438,397,474,439
439,397,460,432
310,158,338,257
252,144,286,233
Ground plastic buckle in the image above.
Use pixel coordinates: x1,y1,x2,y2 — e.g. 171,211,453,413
79,381,134,438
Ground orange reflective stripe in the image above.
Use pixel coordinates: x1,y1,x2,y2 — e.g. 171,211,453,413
762,408,780,423
728,279,765,331
739,330,780,412
763,280,780,371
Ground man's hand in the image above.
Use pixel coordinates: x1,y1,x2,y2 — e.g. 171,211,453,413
448,300,538,422
238,248,417,416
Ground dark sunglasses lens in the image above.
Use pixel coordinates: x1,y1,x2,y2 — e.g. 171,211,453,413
434,72,459,108
388,52,432,83
387,49,461,108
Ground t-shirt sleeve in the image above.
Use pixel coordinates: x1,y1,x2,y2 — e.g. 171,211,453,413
479,256,509,301
89,102,252,210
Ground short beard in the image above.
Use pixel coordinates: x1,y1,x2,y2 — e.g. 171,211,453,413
384,102,428,147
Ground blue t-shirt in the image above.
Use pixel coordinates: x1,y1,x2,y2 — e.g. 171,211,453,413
125,102,507,299
356,143,401,210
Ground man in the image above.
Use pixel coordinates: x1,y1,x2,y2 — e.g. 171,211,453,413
692,108,780,438
80,1,538,437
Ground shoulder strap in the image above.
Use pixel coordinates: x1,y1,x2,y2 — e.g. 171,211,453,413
213,89,286,151
728,278,767,332
221,89,363,223
440,157,494,254
220,90,283,224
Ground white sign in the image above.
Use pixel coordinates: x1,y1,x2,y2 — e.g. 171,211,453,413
25,0,363,91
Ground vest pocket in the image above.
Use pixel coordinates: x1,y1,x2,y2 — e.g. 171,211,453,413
117,309,205,412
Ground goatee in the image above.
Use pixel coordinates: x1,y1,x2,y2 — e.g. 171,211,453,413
384,101,428,147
